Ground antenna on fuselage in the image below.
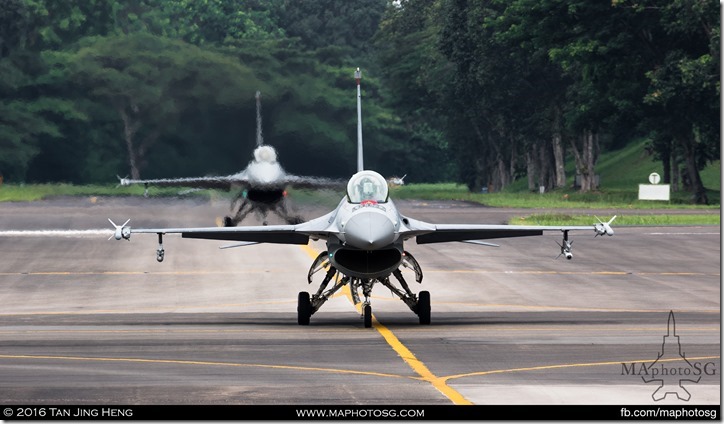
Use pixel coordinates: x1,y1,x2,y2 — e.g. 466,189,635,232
355,68,364,172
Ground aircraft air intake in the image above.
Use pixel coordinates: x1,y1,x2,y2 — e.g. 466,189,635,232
333,248,402,278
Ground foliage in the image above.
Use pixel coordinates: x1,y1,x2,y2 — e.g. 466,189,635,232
372,0,457,183
0,0,717,209
279,0,387,55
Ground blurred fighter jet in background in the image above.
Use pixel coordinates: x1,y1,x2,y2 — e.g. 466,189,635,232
119,91,345,226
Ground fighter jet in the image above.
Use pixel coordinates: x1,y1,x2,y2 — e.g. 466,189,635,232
110,69,616,327
118,91,345,226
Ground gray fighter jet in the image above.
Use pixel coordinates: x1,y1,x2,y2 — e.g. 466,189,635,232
110,69,615,327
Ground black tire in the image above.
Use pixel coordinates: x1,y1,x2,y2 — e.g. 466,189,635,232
363,304,372,328
298,292,312,325
418,291,431,325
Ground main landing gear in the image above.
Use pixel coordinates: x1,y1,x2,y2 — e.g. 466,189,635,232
298,251,431,328
297,292,312,325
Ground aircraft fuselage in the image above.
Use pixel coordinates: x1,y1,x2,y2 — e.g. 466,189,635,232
326,198,405,279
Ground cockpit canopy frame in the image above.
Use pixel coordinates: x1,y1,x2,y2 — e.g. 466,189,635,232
346,170,389,204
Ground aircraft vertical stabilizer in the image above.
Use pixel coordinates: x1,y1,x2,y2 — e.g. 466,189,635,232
355,68,364,172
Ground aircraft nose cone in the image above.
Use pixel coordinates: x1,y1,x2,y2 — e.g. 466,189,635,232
344,210,395,250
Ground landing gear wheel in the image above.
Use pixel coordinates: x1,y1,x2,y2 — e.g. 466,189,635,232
297,292,312,325
363,304,372,328
417,291,431,325
223,216,234,227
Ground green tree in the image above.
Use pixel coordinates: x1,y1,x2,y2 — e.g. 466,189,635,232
67,33,265,179
628,0,720,204
0,0,88,182
155,0,284,44
279,0,387,55
372,0,456,183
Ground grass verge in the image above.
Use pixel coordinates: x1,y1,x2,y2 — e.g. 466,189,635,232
509,213,720,226
1,183,719,226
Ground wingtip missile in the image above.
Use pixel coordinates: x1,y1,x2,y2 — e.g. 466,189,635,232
594,215,616,237
117,175,130,187
108,218,131,240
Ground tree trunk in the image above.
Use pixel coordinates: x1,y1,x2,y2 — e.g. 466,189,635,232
670,152,680,192
473,156,486,193
681,136,708,204
661,149,670,185
508,136,517,187
494,160,511,191
467,118,490,192
526,148,537,192
119,107,141,180
552,106,566,188
570,130,599,192
588,131,600,190
538,141,553,192
484,129,511,192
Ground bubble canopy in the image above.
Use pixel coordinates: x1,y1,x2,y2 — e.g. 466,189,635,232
346,170,389,203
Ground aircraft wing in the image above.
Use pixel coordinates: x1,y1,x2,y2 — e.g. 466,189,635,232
131,224,309,244
119,173,345,192
281,174,348,191
110,211,339,245
118,174,248,191
400,216,615,244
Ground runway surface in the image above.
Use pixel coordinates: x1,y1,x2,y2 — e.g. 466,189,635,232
0,195,719,409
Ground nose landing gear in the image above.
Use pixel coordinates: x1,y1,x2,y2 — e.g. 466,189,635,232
300,251,431,327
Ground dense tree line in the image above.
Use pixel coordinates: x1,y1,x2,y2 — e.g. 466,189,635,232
375,0,719,203
0,0,719,203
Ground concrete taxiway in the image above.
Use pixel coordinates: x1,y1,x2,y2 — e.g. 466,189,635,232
0,196,719,406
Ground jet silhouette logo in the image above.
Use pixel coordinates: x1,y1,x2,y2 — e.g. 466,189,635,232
641,311,701,401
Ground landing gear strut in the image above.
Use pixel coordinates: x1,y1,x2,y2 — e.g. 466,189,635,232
302,250,431,327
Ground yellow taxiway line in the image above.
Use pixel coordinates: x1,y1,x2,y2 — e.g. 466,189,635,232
298,244,473,405
442,356,721,382
0,354,412,381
